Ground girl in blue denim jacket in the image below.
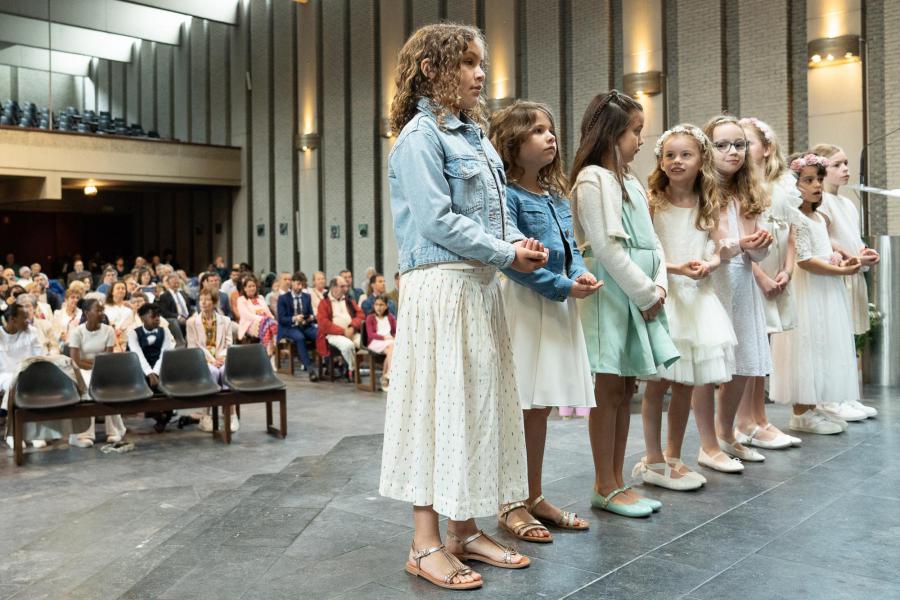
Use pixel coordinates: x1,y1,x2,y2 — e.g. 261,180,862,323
377,23,548,592
489,101,601,538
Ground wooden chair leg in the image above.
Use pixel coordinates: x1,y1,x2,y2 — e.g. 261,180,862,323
211,405,219,434
223,405,232,444
368,354,376,392
265,400,273,430
279,398,287,437
14,410,24,466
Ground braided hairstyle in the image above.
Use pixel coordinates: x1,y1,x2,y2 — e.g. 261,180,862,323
568,90,643,196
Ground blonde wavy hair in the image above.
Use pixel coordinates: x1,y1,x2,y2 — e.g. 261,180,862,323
739,117,788,183
703,115,769,215
647,125,721,231
388,23,489,134
809,142,842,160
488,101,568,195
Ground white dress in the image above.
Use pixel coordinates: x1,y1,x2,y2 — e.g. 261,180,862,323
650,205,736,385
757,184,802,333
770,212,859,405
712,200,772,377
379,265,527,521
819,192,869,334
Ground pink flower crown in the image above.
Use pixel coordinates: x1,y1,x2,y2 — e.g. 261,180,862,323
789,153,830,173
739,117,775,143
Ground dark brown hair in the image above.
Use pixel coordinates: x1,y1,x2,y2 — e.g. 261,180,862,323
568,90,643,194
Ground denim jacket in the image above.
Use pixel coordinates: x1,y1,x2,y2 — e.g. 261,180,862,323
389,98,524,273
501,185,589,301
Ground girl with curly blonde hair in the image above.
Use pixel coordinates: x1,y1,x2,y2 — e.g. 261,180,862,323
692,115,775,473
634,124,737,491
379,23,549,592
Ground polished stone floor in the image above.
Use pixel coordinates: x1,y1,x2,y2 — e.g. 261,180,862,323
1,378,898,600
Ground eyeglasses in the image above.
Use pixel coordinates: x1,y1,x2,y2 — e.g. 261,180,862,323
713,140,748,153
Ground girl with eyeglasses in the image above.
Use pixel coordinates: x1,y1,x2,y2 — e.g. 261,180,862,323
692,115,773,473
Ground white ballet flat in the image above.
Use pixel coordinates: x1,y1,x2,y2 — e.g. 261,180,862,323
765,423,801,446
718,438,765,462
665,456,707,485
734,426,792,450
631,457,703,491
698,448,744,473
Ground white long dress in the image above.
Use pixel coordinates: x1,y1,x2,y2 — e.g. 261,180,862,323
819,192,870,335
650,205,736,385
770,212,859,405
712,200,772,377
757,184,802,333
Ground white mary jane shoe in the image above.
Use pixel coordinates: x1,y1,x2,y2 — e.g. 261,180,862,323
718,438,765,462
734,425,792,450
631,457,703,491
665,456,707,485
698,448,744,473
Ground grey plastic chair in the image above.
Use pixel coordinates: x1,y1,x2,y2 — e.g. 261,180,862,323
223,344,286,393
89,352,154,404
167,320,187,348
158,348,220,398
13,361,81,409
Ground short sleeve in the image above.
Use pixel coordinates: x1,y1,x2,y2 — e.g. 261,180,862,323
104,325,116,348
68,326,83,349
794,218,814,263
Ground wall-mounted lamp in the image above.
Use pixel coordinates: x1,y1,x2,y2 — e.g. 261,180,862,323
623,71,663,98
487,97,515,113
381,118,394,139
296,133,320,152
84,183,98,196
808,35,861,68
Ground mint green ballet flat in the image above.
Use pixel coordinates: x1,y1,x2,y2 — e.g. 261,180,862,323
637,496,662,512
590,487,653,518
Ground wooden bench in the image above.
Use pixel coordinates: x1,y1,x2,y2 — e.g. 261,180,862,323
8,388,287,466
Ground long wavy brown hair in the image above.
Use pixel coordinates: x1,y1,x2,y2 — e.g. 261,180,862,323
388,23,489,134
568,90,643,197
488,101,568,195
703,115,769,215
647,125,721,231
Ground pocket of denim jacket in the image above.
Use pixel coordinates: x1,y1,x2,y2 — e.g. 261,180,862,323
520,209,549,236
443,156,484,215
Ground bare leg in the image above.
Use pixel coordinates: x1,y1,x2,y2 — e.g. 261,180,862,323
589,374,639,504
641,380,670,465
736,377,778,441
410,506,481,584
716,375,750,447
665,383,693,461
383,345,393,377
691,384,719,456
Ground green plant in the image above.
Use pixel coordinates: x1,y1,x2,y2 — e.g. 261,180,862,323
855,302,883,354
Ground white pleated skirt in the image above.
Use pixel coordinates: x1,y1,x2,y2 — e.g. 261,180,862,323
501,278,594,409
379,264,528,521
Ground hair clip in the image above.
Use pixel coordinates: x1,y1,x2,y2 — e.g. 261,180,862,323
739,117,775,143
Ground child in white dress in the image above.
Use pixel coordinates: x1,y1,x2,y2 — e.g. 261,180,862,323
634,124,737,491
811,143,879,419
490,101,600,536
770,153,862,433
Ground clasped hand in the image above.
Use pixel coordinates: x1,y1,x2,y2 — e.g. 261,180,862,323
511,238,550,272
569,273,603,299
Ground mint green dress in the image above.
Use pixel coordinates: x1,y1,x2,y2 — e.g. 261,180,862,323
579,178,680,377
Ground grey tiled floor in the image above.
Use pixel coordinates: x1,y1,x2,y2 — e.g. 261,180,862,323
1,378,898,600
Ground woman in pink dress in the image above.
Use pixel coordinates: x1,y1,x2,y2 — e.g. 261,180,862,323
236,275,278,357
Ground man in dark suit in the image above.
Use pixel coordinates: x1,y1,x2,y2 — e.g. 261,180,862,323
157,273,192,333
199,271,233,319
277,271,318,381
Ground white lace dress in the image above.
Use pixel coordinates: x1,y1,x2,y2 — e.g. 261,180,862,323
757,183,802,333
711,200,772,377
650,205,736,385
770,212,859,405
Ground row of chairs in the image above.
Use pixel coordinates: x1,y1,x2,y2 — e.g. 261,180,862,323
1,99,162,138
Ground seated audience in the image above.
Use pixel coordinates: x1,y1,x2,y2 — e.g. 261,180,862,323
360,273,397,316
221,264,241,296
339,269,364,302
267,272,292,316
237,275,278,360
17,265,33,286
366,296,397,391
127,303,176,432
187,290,237,432
114,256,127,278
309,271,327,315
158,273,192,333
16,294,58,356
67,259,92,286
0,303,43,446
316,276,364,378
199,271,233,318
386,272,400,311
25,284,52,321
33,273,62,312
96,267,118,295
69,298,124,446
105,281,135,351
52,288,83,348
277,271,319,381
213,256,229,281
126,293,170,331
137,267,157,301
123,273,139,298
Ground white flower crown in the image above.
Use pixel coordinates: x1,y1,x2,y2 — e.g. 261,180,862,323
654,125,710,157
789,153,830,172
739,117,775,144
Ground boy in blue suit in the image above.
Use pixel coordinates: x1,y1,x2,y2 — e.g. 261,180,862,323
277,271,319,381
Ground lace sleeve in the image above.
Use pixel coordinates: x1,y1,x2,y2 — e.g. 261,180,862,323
794,219,814,263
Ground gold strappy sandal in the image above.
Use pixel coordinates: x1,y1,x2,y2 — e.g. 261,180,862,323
527,495,590,530
498,501,553,543
405,543,482,590
447,529,530,569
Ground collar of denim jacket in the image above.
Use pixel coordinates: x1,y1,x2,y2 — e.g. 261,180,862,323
416,97,473,132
